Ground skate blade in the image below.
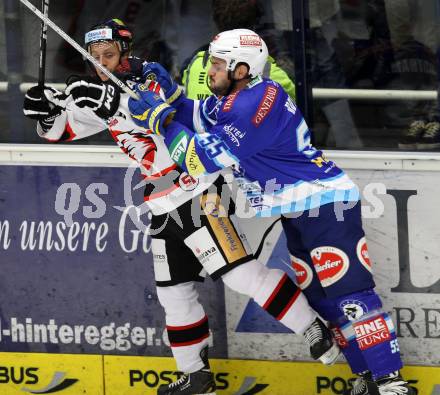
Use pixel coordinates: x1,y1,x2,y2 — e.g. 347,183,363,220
319,343,340,365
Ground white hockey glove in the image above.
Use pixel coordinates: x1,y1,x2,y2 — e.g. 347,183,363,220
65,78,120,120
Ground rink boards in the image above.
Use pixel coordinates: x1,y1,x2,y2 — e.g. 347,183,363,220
0,352,438,394
1,146,440,394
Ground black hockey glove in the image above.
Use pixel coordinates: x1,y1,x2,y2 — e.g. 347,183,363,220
23,85,66,120
23,85,67,132
65,78,120,119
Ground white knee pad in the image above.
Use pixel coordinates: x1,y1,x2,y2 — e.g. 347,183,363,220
222,259,285,304
222,260,317,334
156,282,205,326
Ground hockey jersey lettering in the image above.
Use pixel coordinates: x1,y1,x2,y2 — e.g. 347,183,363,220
354,316,391,351
252,85,278,126
331,326,349,348
239,34,262,46
222,91,239,112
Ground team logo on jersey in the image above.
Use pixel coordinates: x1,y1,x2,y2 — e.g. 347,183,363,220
239,34,262,47
356,237,372,272
340,299,368,321
310,246,349,287
178,173,199,191
353,316,391,350
290,255,313,290
252,85,278,126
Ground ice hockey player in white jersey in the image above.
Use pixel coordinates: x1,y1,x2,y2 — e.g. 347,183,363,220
23,20,340,395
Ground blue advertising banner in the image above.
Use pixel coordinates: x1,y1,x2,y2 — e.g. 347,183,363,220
0,164,227,357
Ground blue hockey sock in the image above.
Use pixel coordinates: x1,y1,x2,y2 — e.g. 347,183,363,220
330,321,368,374
313,289,403,379
352,311,403,379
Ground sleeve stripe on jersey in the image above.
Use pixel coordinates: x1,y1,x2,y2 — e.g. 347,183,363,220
192,100,207,134
201,100,217,126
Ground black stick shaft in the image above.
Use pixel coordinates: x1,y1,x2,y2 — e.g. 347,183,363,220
38,0,49,87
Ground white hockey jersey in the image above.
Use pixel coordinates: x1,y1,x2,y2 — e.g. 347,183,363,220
38,94,219,215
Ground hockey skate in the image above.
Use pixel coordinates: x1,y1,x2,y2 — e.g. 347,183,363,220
156,369,216,395
344,371,379,395
157,346,216,395
303,317,340,365
375,371,416,395
344,371,416,395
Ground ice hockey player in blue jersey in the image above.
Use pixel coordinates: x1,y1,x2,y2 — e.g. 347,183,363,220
128,29,415,395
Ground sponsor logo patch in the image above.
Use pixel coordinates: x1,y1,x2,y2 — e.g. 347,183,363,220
200,193,247,263
353,316,391,350
340,300,368,321
290,256,313,290
310,246,349,287
168,132,188,166
223,123,246,147
178,173,199,191
85,28,113,44
330,326,348,348
185,138,206,176
240,34,262,47
153,253,167,262
222,92,239,112
252,86,278,126
356,237,372,272
195,246,219,264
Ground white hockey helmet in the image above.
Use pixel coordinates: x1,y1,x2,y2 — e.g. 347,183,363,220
209,29,268,78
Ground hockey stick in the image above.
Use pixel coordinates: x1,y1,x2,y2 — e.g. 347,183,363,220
19,0,139,99
38,0,49,88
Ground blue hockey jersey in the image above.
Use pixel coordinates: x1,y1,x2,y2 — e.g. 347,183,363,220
164,77,359,216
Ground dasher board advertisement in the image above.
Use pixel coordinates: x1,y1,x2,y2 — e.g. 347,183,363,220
0,164,227,358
